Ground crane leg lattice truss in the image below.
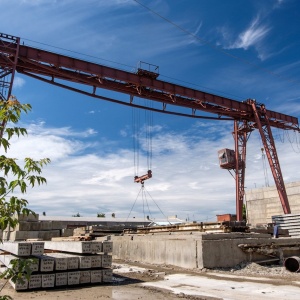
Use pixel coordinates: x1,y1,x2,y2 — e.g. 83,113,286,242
0,33,19,101
249,99,291,214
233,120,252,221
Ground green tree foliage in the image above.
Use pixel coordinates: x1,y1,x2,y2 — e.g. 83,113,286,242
97,213,105,218
0,97,50,297
72,212,81,217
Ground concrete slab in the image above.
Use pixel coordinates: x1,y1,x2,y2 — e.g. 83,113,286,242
102,241,113,253
61,228,74,237
0,254,39,272
36,255,55,272
56,253,79,269
102,268,113,282
55,272,68,286
90,241,102,253
28,274,42,289
0,242,31,256
9,277,28,291
38,230,60,240
80,270,91,284
51,221,65,230
91,255,102,268
77,255,92,269
44,241,93,253
31,242,44,255
101,254,112,268
90,270,102,283
2,230,39,241
44,253,68,271
143,273,300,300
40,221,53,231
41,274,55,288
13,213,39,222
6,221,31,231
68,271,80,285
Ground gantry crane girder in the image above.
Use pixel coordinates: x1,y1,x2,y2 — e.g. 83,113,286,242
1,33,299,220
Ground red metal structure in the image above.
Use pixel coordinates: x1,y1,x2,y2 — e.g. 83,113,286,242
134,170,152,184
1,33,299,220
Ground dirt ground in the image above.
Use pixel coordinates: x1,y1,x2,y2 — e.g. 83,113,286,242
1,259,300,299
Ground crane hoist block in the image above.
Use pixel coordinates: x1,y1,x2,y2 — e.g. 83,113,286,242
134,170,152,184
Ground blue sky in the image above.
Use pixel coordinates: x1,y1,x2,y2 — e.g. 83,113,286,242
1,0,300,221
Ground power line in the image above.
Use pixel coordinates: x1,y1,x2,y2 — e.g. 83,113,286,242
133,0,300,87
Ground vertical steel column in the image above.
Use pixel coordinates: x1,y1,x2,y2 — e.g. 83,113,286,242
6,36,20,101
249,100,291,214
233,120,249,221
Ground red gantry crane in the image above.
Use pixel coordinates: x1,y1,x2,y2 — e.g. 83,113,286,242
1,33,299,221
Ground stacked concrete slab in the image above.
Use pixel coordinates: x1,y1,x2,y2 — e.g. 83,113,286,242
1,214,74,241
0,240,113,291
272,213,300,237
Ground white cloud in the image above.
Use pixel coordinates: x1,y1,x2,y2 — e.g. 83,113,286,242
227,16,270,51
26,122,97,138
13,77,26,88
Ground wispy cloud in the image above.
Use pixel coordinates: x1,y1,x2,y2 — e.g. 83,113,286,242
226,16,271,51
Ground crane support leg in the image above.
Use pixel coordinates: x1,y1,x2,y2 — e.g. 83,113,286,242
249,99,291,214
0,33,20,101
233,120,251,221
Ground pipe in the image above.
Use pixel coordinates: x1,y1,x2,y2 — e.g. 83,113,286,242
284,256,300,272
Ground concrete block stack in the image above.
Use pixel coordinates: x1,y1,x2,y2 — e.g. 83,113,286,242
0,239,113,291
1,214,72,241
73,225,125,238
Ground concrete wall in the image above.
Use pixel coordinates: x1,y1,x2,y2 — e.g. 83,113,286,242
246,181,300,226
111,232,291,269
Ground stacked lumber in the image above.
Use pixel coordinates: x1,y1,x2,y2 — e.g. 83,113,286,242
0,240,113,291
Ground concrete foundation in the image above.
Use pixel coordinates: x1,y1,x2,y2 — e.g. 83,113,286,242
111,232,300,269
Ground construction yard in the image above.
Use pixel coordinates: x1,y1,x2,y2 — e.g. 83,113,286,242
2,213,300,299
